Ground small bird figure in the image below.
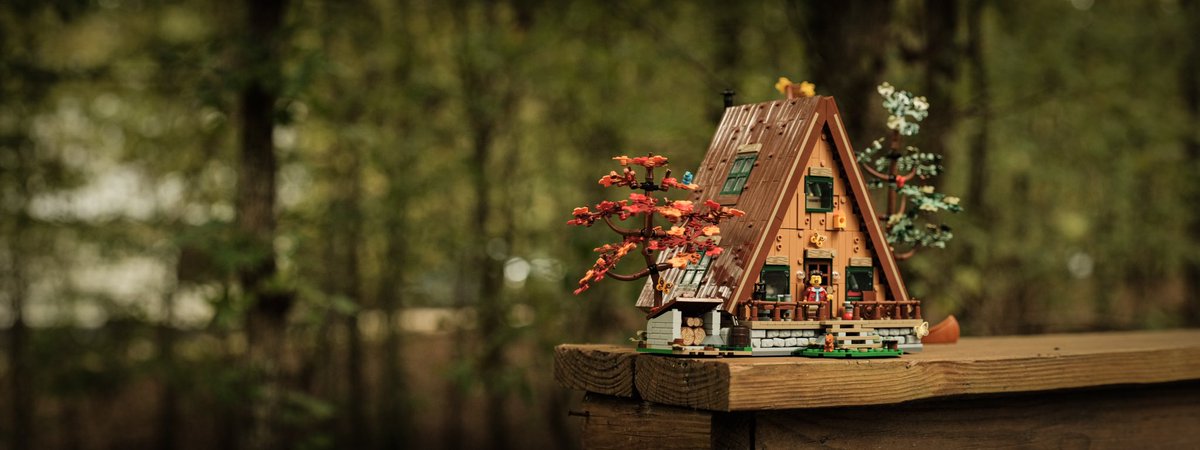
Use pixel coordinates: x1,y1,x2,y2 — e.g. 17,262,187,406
682,171,694,185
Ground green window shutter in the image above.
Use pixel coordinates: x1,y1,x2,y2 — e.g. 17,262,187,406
805,176,834,212
720,153,758,195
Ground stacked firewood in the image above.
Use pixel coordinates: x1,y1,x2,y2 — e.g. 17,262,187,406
678,317,708,346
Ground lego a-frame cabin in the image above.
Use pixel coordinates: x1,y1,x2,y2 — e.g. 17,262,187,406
636,96,926,357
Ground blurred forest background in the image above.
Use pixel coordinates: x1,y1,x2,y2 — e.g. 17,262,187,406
2,0,1199,449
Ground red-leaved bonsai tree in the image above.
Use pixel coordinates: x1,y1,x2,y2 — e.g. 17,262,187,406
568,154,744,308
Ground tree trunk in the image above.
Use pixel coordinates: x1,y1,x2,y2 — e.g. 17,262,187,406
921,0,961,191
790,0,894,148
450,2,523,448
9,253,31,450
1182,0,1200,327
156,271,178,450
379,208,413,450
709,0,743,123
377,2,416,447
965,0,991,215
953,1,992,331
339,135,368,450
236,0,292,448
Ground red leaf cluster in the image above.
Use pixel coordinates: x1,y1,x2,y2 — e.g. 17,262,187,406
613,155,669,168
573,239,639,294
569,156,746,295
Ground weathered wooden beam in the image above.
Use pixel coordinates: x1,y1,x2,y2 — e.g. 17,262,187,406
752,381,1200,449
638,330,1200,411
554,344,638,397
576,393,713,450
577,382,1200,449
571,384,1200,450
558,330,1200,411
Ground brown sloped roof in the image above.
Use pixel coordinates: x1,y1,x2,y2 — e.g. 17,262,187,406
635,96,908,312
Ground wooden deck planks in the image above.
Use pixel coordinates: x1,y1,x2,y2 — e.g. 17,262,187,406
557,329,1200,411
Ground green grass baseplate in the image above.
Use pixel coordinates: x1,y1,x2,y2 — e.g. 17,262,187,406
796,347,904,358
636,347,673,355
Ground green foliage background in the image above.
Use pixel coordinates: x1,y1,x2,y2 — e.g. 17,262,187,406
1,0,1198,449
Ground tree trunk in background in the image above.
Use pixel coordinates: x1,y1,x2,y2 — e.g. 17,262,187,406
965,0,991,214
921,0,962,191
379,197,413,450
6,156,32,450
956,0,992,331
156,267,179,450
709,0,742,123
450,2,524,448
789,0,894,148
8,241,30,450
319,2,371,442
377,3,416,448
1,8,43,448
338,133,368,450
236,0,292,448
1183,0,1200,327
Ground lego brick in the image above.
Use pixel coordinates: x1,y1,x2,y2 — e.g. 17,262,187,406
764,255,788,265
806,248,835,259
746,321,824,330
849,256,873,267
820,319,924,328
648,310,683,330
703,310,721,336
750,347,804,357
737,142,762,153
809,166,834,177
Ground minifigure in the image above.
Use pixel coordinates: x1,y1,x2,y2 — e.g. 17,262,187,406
802,272,825,321
801,273,830,321
804,272,826,302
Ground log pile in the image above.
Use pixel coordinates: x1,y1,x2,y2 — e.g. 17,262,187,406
678,317,707,346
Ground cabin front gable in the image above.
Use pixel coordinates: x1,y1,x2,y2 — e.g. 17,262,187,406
756,127,892,308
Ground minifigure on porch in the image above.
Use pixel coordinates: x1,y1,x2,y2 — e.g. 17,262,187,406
803,272,826,321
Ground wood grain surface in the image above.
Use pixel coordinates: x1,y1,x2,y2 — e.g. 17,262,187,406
558,329,1200,411
576,393,713,450
553,344,636,397
750,381,1200,449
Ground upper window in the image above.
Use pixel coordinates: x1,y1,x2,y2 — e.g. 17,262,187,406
805,175,834,212
720,153,758,196
845,266,874,301
760,264,790,301
679,255,712,287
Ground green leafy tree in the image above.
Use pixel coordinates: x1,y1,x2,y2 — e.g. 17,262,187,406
857,83,963,259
